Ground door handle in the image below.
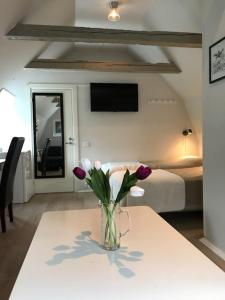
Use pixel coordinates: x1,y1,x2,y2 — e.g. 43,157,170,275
65,137,74,145
65,141,74,145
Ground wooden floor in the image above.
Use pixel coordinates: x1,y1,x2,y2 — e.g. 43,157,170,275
0,192,224,300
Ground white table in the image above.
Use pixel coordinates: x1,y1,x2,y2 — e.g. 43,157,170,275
10,207,225,300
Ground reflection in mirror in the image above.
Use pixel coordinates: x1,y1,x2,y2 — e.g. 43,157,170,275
33,93,65,178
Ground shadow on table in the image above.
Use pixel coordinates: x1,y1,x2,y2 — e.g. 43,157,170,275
46,231,143,278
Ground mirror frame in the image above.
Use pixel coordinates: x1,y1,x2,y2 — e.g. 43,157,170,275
32,92,65,179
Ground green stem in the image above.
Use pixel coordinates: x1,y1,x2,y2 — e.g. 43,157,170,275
102,203,118,249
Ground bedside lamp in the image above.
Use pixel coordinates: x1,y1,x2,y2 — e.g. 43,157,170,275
182,128,193,157
108,1,120,22
182,128,193,136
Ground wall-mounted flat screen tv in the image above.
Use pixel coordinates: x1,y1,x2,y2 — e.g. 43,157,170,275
90,83,138,112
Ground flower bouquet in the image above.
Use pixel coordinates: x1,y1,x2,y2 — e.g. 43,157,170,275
73,160,152,251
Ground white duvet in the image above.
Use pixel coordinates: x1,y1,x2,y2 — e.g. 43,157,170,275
109,167,185,213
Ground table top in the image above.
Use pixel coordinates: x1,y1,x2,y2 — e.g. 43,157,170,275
10,206,225,300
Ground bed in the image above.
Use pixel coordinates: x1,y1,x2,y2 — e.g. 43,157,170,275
165,166,203,211
102,159,203,213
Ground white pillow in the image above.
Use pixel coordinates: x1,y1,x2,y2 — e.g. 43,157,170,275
101,161,141,173
142,157,202,169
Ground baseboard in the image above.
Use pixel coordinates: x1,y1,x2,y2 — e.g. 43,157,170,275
78,190,93,193
200,237,225,261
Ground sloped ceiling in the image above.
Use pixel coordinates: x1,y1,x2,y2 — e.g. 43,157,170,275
143,0,203,152
0,0,204,153
74,0,203,152
0,0,75,87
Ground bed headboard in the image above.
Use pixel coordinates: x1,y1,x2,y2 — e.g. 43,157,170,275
141,157,202,169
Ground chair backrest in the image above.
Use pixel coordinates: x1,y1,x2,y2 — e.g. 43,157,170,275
47,146,62,157
41,138,51,171
0,137,25,208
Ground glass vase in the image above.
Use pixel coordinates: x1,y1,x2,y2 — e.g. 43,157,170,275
100,202,129,251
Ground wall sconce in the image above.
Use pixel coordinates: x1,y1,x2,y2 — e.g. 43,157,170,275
182,128,193,136
182,128,193,157
108,1,120,22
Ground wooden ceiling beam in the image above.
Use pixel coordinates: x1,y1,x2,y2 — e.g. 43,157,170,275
25,59,181,73
7,24,202,48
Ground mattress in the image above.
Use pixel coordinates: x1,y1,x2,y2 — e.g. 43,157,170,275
102,162,203,213
166,166,203,211
110,168,186,213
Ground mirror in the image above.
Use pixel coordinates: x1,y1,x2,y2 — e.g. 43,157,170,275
32,93,65,178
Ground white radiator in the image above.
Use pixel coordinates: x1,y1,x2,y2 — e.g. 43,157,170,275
0,151,34,203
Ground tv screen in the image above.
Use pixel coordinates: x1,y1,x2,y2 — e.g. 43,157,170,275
90,83,138,112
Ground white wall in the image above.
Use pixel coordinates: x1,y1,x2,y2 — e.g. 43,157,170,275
142,0,203,155
0,0,75,152
78,75,198,163
1,68,198,162
0,88,29,152
75,0,203,156
0,0,199,173
203,0,225,251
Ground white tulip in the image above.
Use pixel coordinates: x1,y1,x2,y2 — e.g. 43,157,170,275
130,186,145,197
94,160,102,170
81,158,92,172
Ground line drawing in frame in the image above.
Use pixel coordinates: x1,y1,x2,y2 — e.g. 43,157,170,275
53,119,62,137
209,36,225,84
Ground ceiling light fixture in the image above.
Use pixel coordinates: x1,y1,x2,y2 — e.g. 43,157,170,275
108,1,120,22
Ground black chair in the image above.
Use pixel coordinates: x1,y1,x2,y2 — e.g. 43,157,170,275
38,138,51,176
45,146,63,171
0,137,25,233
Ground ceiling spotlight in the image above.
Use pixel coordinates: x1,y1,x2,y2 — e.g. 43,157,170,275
108,1,120,22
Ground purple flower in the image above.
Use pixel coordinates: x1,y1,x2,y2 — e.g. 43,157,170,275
73,167,86,180
135,166,152,180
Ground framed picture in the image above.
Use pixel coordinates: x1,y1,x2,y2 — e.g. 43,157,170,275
209,37,225,83
53,120,62,137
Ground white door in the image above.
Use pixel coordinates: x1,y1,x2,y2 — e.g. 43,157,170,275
30,84,79,193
